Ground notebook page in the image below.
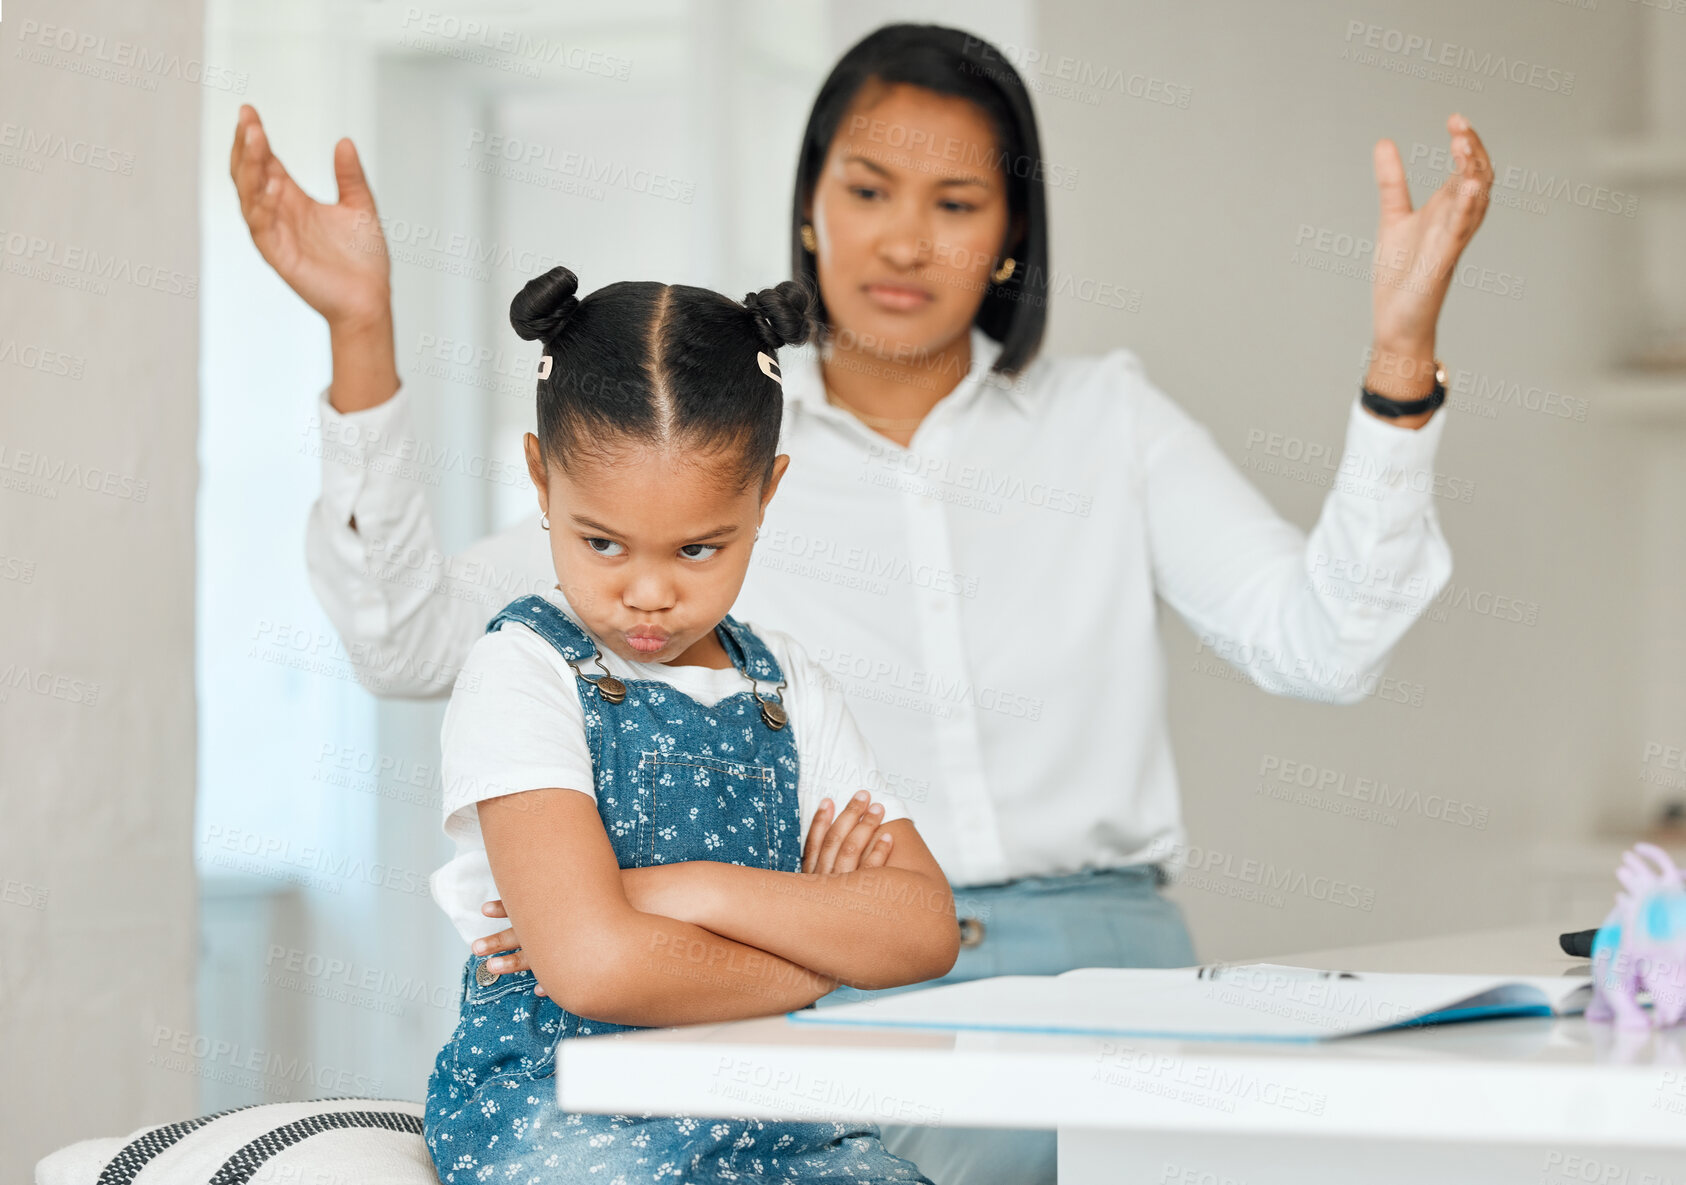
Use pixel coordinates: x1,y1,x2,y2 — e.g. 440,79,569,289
792,967,1592,1041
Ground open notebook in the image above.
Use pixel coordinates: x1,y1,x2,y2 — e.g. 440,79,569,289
789,963,1594,1042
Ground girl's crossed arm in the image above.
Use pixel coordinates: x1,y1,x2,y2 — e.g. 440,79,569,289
478,786,839,1028
628,798,959,992
482,791,960,996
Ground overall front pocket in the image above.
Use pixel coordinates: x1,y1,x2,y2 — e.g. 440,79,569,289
445,954,565,1090
640,751,781,867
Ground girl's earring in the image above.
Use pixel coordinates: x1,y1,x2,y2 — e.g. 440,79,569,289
991,256,1016,284
541,513,550,531
800,223,817,254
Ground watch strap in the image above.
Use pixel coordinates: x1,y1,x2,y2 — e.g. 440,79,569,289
1361,359,1447,418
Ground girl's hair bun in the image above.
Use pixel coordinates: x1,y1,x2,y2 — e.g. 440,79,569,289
742,279,819,355
510,265,581,341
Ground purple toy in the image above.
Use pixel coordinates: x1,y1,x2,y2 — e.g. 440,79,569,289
1586,842,1686,1029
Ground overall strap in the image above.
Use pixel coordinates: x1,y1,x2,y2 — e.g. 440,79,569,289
714,614,786,686
486,595,598,664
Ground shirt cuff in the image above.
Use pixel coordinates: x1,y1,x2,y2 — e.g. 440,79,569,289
315,385,411,529
1336,392,1457,526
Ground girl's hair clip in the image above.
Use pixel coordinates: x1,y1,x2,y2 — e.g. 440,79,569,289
757,351,781,384
537,355,553,380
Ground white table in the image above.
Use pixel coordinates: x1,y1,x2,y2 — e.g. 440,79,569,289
557,925,1686,1184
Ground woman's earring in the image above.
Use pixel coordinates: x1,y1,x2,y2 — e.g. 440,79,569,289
541,513,550,531
991,256,1017,284
800,223,818,254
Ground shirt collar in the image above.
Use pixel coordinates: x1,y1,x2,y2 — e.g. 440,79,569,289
782,325,1036,419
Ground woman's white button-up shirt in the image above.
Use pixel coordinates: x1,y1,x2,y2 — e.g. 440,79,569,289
304,325,1453,889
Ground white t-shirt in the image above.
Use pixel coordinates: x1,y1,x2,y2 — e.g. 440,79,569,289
429,585,912,945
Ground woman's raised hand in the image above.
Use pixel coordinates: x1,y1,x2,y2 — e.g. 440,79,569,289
802,790,897,875
1367,113,1493,362
228,104,392,330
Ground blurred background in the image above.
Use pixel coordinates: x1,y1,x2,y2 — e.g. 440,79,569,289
3,0,1684,1174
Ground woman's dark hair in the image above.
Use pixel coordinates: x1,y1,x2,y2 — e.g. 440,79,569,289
510,267,817,492
791,23,1049,375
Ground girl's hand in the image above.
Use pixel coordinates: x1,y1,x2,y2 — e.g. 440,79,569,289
475,867,688,989
228,104,392,330
474,900,542,995
802,791,896,875
1366,113,1492,372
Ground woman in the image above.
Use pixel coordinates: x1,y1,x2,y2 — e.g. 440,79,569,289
229,23,1490,1185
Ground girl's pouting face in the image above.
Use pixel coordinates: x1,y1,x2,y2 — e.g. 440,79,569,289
807,80,1014,361
523,432,790,669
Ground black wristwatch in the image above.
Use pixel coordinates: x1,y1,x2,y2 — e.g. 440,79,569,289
1361,359,1447,418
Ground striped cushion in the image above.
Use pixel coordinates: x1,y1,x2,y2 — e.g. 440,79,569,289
34,1098,433,1185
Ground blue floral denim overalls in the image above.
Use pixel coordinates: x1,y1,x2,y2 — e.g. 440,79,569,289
424,595,932,1184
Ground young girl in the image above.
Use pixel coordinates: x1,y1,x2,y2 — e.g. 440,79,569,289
423,265,959,1183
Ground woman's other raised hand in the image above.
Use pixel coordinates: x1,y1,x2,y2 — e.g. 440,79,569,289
1361,113,1494,422
228,104,392,333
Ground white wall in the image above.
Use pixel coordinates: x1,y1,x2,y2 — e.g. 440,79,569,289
1029,0,1668,956
0,0,202,1174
